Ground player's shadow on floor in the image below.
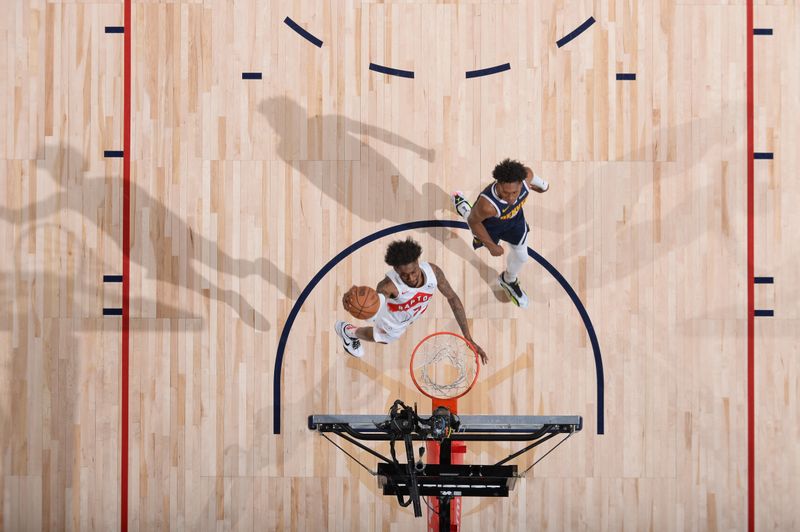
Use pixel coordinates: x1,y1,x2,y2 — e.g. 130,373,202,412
0,223,203,528
0,144,301,330
0,269,201,332
259,96,497,288
1,221,203,331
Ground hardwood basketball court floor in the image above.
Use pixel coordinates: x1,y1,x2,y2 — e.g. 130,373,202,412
1,1,798,530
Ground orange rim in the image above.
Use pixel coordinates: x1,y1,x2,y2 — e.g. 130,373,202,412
409,331,480,401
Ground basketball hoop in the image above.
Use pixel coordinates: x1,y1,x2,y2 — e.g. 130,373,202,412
312,335,581,532
410,332,480,404
409,332,479,531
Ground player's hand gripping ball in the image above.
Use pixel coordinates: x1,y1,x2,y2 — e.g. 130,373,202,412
343,285,380,320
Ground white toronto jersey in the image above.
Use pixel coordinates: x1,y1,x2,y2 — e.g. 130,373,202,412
372,262,438,336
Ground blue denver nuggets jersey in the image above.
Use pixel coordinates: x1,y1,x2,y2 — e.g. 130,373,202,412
477,181,530,231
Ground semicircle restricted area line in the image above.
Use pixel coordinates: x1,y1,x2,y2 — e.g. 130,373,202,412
272,220,605,436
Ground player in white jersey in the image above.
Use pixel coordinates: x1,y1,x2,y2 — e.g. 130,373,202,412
335,238,488,363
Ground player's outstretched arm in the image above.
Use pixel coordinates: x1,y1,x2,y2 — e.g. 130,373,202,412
429,263,489,364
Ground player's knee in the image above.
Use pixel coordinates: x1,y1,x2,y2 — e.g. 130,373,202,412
512,244,529,263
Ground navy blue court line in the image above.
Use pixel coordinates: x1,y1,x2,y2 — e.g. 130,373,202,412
616,73,636,81
369,63,415,79
272,220,605,435
283,17,323,48
754,152,773,159
103,308,123,316
754,277,774,284
104,274,123,282
753,28,773,35
465,63,510,79
556,16,596,48
525,246,604,434
104,150,124,158
242,72,262,80
105,26,124,34
754,310,774,317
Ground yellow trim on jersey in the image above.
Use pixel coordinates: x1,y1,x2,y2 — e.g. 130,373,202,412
499,196,527,220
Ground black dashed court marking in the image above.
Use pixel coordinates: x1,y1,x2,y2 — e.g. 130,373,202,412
242,72,263,80
284,17,323,47
556,16,596,48
105,26,124,34
753,28,773,35
754,310,774,317
104,275,123,282
369,63,414,79
754,152,773,159
465,63,510,79
104,150,124,158
754,277,774,284
616,73,636,81
103,308,123,316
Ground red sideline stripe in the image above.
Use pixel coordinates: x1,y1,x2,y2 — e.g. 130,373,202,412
122,0,131,529
746,1,755,531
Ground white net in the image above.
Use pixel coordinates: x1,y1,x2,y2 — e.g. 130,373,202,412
410,333,479,399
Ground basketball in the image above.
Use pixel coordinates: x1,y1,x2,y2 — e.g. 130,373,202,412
343,285,380,320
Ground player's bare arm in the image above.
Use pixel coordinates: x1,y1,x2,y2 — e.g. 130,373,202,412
467,198,505,257
524,166,549,193
429,263,489,364
375,277,398,299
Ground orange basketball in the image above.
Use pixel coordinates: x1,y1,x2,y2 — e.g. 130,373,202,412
344,285,381,320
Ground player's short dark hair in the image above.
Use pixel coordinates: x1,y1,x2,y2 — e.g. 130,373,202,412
384,238,423,267
492,158,527,183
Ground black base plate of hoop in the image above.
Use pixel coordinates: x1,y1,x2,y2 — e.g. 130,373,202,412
377,463,517,497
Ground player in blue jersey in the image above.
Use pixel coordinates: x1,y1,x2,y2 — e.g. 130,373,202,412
451,158,549,308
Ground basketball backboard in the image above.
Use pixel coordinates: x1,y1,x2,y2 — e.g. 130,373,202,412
309,403,582,531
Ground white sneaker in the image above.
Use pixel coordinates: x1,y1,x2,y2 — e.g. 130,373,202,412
498,272,529,309
451,191,472,219
335,320,364,357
